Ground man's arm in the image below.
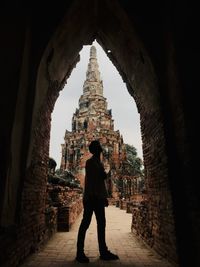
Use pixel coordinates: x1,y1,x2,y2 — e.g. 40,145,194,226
100,163,107,180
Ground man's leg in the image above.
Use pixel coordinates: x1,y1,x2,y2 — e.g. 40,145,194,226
94,203,108,254
77,202,93,254
94,203,119,261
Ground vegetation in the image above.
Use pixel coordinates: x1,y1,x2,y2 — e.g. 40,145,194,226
115,144,145,198
48,157,57,174
124,144,144,176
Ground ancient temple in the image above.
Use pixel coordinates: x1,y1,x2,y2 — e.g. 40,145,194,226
60,45,126,190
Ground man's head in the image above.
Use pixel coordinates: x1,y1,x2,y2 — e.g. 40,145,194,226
89,140,103,155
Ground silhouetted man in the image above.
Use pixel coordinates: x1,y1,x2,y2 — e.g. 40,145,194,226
76,140,119,263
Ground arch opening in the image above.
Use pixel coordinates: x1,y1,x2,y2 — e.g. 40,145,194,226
49,40,143,168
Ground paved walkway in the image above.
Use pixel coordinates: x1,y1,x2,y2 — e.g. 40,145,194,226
21,206,176,267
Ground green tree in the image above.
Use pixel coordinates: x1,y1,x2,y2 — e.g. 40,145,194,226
48,157,57,174
124,144,143,176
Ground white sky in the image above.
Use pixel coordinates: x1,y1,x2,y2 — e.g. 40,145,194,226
49,40,143,167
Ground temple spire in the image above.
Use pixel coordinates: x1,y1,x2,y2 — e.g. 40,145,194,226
83,45,103,96
90,45,97,58
60,44,126,189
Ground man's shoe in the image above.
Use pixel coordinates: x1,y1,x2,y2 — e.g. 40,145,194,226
100,250,119,260
76,252,89,263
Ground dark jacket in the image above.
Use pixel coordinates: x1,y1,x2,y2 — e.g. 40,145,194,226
83,156,108,202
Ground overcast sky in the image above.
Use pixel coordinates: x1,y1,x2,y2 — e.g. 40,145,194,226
49,40,143,167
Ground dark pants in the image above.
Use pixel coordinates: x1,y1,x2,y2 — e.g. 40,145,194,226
77,199,108,254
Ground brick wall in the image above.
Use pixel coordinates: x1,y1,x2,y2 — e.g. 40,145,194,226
57,198,83,231
133,110,178,264
47,183,83,232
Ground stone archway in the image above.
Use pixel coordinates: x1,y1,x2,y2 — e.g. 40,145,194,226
27,0,177,264
1,1,186,266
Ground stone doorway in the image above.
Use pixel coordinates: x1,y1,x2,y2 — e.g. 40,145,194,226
1,1,188,266
29,1,177,265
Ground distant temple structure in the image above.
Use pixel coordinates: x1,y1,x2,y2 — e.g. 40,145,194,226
60,45,126,195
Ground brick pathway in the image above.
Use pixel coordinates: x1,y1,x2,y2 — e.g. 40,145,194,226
20,206,176,267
